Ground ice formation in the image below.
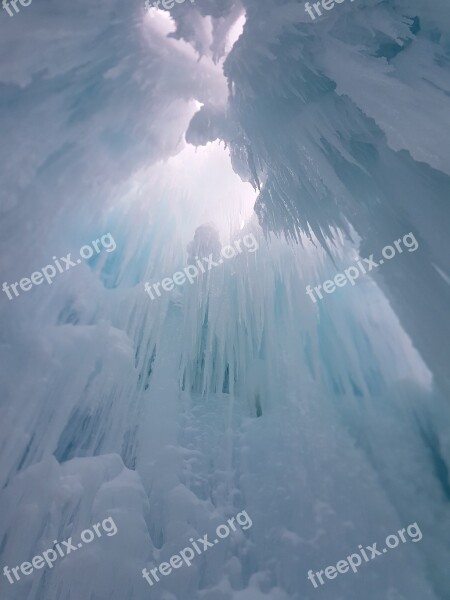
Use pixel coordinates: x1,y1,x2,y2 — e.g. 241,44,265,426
0,1,449,599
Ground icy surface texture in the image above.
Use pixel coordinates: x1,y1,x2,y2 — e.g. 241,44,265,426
0,0,449,599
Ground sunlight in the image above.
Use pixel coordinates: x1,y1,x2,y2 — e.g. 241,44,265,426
142,139,258,241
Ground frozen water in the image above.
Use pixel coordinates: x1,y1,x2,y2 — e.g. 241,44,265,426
0,1,449,599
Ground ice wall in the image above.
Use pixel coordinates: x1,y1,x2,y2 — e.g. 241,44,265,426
0,1,449,599
221,0,450,393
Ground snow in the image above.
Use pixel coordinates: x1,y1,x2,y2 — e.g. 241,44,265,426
1,0,449,599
